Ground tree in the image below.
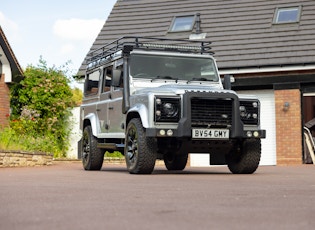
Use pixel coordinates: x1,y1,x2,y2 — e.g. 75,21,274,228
10,58,75,157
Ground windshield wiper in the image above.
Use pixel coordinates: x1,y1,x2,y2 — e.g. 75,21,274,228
187,77,214,83
151,76,178,82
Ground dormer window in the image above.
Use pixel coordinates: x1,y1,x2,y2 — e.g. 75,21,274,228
274,6,302,24
169,15,196,32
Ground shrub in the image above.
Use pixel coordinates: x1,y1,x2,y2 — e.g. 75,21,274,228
9,58,75,157
71,88,83,106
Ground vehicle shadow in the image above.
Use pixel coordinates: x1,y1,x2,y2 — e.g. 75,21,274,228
153,167,232,175
101,165,233,175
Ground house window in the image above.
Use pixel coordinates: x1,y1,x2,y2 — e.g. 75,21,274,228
169,15,195,32
274,6,301,24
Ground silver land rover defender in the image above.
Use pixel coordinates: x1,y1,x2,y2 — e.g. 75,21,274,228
79,37,266,174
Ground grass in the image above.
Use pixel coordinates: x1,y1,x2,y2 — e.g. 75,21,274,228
105,151,124,158
0,127,63,157
0,127,125,159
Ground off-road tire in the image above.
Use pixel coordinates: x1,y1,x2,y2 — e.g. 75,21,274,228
164,153,188,171
82,126,104,170
226,139,261,174
125,118,157,174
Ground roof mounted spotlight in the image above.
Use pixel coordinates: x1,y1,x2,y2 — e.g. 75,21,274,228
122,45,134,55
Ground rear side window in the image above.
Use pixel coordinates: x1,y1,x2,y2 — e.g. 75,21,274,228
85,70,100,96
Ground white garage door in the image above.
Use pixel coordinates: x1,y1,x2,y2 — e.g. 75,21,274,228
190,89,277,166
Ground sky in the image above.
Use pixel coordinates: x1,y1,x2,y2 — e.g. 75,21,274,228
0,0,117,77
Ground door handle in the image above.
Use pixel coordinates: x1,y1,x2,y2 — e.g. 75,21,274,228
109,106,114,110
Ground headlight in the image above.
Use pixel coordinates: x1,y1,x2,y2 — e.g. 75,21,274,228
155,97,180,122
239,100,260,125
163,103,178,117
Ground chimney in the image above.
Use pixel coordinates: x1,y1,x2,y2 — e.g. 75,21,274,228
196,13,201,34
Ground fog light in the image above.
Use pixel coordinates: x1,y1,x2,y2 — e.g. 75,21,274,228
253,131,259,137
159,130,166,136
167,129,173,136
246,131,252,137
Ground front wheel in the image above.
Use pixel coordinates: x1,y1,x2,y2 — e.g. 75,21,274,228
226,139,261,174
124,118,157,174
82,126,104,170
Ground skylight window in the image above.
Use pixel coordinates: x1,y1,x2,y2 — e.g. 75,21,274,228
169,15,196,32
274,6,301,24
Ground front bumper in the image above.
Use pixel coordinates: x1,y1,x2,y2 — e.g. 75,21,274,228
146,127,266,139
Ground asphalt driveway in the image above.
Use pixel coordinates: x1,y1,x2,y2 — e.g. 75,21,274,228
1,161,315,230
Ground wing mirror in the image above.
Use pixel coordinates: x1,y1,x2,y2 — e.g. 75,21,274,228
222,74,234,90
112,69,122,87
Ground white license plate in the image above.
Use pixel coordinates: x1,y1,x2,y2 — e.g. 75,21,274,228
192,129,229,139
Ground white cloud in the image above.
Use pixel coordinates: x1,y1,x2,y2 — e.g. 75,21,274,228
60,43,75,55
53,18,104,41
0,11,20,41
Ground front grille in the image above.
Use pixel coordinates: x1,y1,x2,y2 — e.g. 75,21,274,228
191,98,232,127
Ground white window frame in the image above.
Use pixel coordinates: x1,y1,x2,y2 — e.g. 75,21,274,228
169,15,196,32
273,6,302,24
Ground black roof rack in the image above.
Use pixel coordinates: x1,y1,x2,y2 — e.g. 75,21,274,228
86,36,213,66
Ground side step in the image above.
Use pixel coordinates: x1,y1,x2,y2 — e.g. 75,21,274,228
97,143,124,152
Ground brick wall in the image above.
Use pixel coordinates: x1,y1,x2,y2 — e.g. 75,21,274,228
0,74,10,128
275,89,302,165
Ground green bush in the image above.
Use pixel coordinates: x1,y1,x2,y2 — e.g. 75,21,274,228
8,58,75,157
72,87,83,106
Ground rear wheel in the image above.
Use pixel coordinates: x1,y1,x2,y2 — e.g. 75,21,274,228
226,139,261,174
124,118,157,174
82,126,104,170
164,152,188,171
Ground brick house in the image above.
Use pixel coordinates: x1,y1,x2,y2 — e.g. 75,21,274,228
0,26,23,128
78,0,315,165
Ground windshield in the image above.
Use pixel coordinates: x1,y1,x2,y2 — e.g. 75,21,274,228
130,53,219,82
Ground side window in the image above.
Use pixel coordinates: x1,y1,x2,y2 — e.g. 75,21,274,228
115,65,124,89
102,67,112,93
85,70,100,96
